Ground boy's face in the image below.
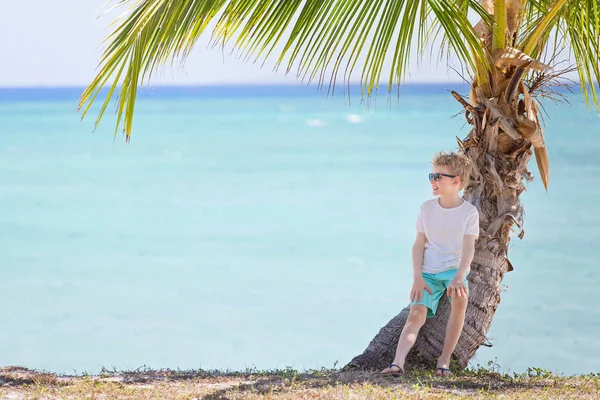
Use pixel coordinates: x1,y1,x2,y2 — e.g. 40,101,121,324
430,165,461,196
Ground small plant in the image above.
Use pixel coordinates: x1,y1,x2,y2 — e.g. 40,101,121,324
526,367,554,378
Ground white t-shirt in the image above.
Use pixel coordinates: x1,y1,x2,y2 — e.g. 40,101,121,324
415,198,479,274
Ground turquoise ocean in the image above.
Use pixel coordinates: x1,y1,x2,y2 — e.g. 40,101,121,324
0,85,598,375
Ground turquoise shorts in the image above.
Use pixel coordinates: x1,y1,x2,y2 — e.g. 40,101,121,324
410,268,468,318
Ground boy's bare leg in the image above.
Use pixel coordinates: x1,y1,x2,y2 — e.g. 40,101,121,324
381,305,428,374
436,296,468,376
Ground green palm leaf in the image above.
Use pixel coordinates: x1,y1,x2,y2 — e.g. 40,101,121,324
81,0,599,139
80,0,489,140
519,0,600,108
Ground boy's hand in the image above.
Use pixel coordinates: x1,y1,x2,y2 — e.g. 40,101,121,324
447,277,468,298
411,276,432,302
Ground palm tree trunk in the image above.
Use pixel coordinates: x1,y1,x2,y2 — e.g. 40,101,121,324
344,75,541,371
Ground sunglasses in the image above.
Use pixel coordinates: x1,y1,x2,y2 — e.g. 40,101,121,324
429,173,457,181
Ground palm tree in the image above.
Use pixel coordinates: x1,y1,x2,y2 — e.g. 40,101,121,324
79,0,599,371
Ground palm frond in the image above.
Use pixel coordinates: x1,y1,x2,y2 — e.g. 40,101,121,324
520,0,569,55
563,0,600,109
80,0,490,139
493,0,508,51
518,0,599,110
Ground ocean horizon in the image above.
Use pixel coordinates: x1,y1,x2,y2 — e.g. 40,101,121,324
0,81,581,100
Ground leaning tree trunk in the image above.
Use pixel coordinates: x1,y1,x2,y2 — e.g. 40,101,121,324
344,64,548,371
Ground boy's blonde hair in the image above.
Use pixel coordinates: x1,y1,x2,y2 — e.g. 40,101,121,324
431,151,472,189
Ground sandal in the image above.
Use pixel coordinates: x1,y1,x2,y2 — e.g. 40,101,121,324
435,367,452,377
381,363,404,377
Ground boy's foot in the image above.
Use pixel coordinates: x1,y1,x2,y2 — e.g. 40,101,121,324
381,363,404,377
435,367,452,377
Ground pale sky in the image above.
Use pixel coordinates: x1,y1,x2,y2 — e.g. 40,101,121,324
0,1,484,87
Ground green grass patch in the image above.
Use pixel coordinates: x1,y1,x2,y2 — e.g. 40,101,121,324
1,364,599,399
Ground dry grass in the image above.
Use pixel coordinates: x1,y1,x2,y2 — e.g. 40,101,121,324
1,365,599,399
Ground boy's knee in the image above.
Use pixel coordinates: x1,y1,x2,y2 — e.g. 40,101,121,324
409,305,428,324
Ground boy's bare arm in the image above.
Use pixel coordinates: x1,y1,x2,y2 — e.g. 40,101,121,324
447,235,477,298
412,232,426,278
410,233,431,302
456,235,477,280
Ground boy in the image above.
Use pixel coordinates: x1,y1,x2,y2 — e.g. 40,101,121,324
381,151,479,377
